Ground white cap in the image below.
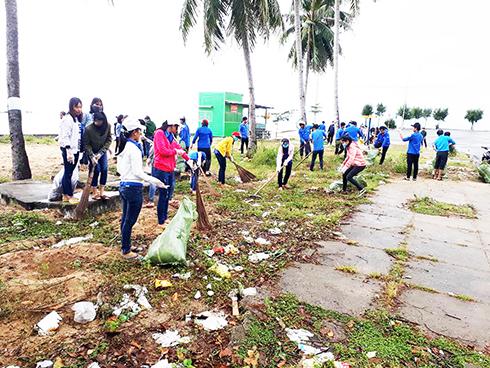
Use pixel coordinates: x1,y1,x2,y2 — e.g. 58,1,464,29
122,118,142,132
170,120,181,127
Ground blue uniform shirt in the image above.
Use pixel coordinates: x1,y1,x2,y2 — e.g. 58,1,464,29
335,128,345,140
311,129,326,151
434,135,456,152
375,131,391,148
179,124,191,147
239,123,249,139
298,126,312,143
403,132,424,154
318,123,326,131
192,126,213,148
345,125,364,142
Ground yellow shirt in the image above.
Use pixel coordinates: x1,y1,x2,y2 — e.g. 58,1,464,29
215,137,234,157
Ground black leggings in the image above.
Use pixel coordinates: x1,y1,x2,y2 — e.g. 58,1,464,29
240,137,249,154
343,166,365,191
198,147,212,172
435,151,449,170
335,140,344,155
406,153,420,179
299,141,311,158
214,150,227,184
310,150,324,170
379,146,389,165
278,161,292,187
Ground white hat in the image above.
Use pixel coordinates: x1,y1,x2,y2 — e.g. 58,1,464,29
170,120,181,127
122,118,142,132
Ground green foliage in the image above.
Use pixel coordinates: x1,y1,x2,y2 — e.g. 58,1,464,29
392,153,407,174
397,105,412,120
422,108,432,119
384,248,409,261
410,107,423,119
251,146,277,167
362,104,374,116
465,109,483,128
384,118,396,129
408,196,477,218
433,108,449,122
376,103,386,116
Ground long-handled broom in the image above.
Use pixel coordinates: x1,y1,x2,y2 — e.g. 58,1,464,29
73,162,97,220
229,159,257,183
195,170,212,231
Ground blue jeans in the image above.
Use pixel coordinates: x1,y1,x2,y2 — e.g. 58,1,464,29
119,185,143,254
214,150,226,184
190,169,199,191
60,148,79,197
152,167,175,224
148,183,156,201
89,152,108,187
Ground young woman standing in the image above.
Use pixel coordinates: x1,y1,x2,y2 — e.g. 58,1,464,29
153,121,191,225
276,138,294,190
59,97,83,203
83,111,112,199
116,118,166,259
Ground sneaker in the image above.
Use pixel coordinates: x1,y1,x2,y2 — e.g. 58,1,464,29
404,177,410,181
358,188,367,197
412,177,417,181
122,251,141,260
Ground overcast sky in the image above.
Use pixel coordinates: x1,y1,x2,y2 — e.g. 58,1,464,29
0,0,489,134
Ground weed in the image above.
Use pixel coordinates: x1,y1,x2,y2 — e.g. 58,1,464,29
384,248,409,261
335,265,358,274
408,196,477,219
367,272,384,280
89,341,109,358
451,294,476,302
408,284,439,294
415,254,439,262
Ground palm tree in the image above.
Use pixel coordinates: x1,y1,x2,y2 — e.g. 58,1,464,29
293,0,306,122
283,0,349,116
180,0,282,154
4,0,31,180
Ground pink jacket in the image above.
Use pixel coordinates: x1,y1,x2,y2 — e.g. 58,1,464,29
153,129,190,172
342,142,366,169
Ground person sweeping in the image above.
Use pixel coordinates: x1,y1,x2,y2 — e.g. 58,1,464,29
214,132,240,186
277,138,294,190
83,111,112,199
116,118,166,259
339,134,367,196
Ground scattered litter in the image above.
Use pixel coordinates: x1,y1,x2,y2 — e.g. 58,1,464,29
155,279,173,289
89,221,99,228
72,301,97,324
36,311,62,336
235,189,247,193
255,237,271,246
52,234,93,248
213,246,225,254
268,227,282,235
278,221,286,227
195,311,228,331
306,213,314,217
241,287,257,297
248,252,270,263
55,221,63,226
172,272,191,280
251,203,260,207
403,275,412,280
207,290,215,296
366,351,377,359
87,363,101,368
261,211,270,218
300,352,335,368
35,361,53,368
152,330,191,347
286,328,328,355
448,291,455,297
241,230,250,236
206,283,212,290
194,291,202,300
233,266,244,272
243,236,254,244
209,263,231,278
204,249,215,257
113,285,151,317
224,244,239,255
334,362,351,368
150,359,174,368
228,289,240,316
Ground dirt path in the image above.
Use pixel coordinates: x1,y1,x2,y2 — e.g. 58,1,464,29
280,178,490,349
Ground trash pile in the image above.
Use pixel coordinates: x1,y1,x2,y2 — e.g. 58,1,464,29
51,234,93,248
152,330,191,347
112,284,152,317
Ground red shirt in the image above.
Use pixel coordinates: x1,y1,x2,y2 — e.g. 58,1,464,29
153,129,190,172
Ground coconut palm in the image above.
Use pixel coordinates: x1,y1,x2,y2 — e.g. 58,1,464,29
293,0,306,122
283,0,350,105
180,0,282,154
4,0,31,180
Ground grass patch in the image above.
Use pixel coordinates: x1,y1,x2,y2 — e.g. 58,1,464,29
0,135,56,145
367,272,384,280
407,196,477,219
384,248,409,261
451,294,476,302
415,254,439,262
335,265,358,274
408,283,439,294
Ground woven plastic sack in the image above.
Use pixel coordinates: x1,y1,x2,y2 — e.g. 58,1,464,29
144,197,197,265
366,149,379,165
477,163,490,183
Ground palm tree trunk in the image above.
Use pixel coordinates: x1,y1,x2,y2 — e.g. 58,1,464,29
333,0,340,125
242,33,257,155
5,0,31,180
304,32,311,103
293,0,306,122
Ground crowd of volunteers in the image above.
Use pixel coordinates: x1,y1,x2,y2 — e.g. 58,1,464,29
56,97,456,259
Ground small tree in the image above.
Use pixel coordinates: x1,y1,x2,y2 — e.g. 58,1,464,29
385,118,396,129
398,105,412,120
362,104,374,116
411,107,423,120
376,103,386,118
422,108,432,127
465,109,483,130
433,108,449,129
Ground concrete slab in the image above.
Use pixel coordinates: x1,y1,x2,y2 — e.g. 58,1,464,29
316,241,393,275
0,180,121,217
345,211,409,232
405,261,490,303
279,263,381,316
411,222,482,249
341,226,405,250
399,289,490,348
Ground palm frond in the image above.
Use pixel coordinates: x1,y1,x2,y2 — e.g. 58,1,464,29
180,0,200,42
203,0,229,53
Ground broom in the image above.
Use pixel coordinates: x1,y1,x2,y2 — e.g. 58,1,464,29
198,167,219,197
195,171,212,231
73,162,97,220
230,159,257,183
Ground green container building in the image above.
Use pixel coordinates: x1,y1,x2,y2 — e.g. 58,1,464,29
198,92,272,138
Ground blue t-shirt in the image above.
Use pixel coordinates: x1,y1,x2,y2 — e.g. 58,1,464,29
403,132,423,154
318,123,326,131
311,129,326,151
345,125,364,142
335,128,345,140
192,126,213,148
179,124,191,147
375,132,391,148
434,135,456,152
239,123,249,139
298,126,312,143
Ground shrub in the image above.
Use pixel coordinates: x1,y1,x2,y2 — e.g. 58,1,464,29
393,154,407,174
251,146,277,167
385,119,396,129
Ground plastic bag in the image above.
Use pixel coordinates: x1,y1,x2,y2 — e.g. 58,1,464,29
145,197,197,265
366,149,379,164
478,163,490,183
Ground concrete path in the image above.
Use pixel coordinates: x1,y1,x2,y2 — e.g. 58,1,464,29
280,179,490,348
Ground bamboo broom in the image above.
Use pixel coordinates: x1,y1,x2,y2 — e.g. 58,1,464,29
73,164,96,220
195,171,211,231
230,159,257,183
